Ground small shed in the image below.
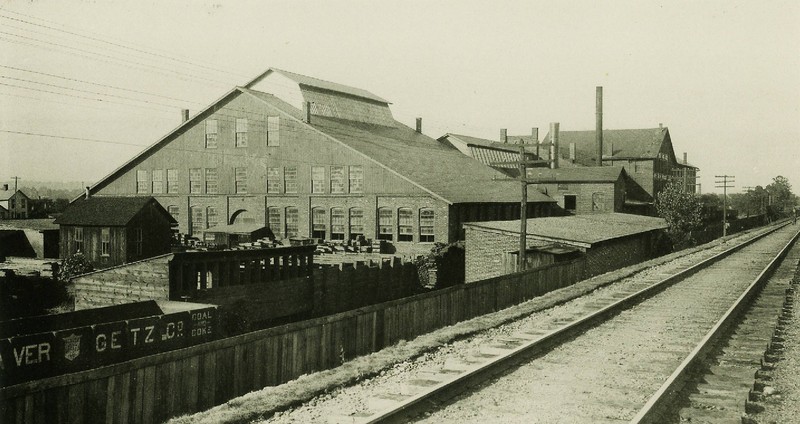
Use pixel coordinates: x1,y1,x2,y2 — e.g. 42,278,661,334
54,197,176,268
464,213,669,282
203,223,273,248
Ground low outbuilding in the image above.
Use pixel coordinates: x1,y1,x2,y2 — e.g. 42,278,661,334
202,223,273,248
464,213,669,282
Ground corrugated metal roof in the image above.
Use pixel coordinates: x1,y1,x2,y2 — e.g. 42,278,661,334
464,213,667,245
444,133,539,153
525,166,625,183
543,128,670,166
54,197,176,226
246,68,390,104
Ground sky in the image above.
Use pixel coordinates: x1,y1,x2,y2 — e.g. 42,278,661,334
1,0,798,194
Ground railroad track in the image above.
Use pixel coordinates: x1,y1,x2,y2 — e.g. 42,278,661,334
260,223,799,424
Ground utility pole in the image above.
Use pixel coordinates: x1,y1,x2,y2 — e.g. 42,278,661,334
715,175,735,237
10,176,20,192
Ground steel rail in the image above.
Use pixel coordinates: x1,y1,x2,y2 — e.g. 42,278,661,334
630,225,800,424
365,222,791,424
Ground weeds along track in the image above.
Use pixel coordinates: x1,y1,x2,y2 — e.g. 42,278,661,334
260,223,797,424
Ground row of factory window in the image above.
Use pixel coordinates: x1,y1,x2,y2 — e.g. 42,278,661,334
172,206,435,243
203,117,280,149
135,165,364,195
71,227,143,256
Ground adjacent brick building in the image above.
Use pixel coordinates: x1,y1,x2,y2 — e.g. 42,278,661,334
463,213,668,282
85,68,556,254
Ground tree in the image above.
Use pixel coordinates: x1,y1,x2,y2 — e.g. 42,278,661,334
57,252,94,281
766,175,797,216
655,181,704,248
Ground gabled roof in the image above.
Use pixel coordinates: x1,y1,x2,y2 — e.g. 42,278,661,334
245,68,390,104
441,133,539,153
526,166,626,183
544,128,670,166
2,190,29,201
463,213,668,247
54,197,177,226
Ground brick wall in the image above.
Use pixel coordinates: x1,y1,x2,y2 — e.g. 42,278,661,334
70,255,171,310
464,226,551,282
585,235,653,277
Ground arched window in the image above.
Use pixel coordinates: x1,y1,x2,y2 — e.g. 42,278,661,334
267,207,281,237
285,207,299,238
377,208,393,241
419,208,435,242
349,208,364,240
398,208,413,242
330,208,345,240
312,208,326,239
230,209,254,224
190,206,203,236
206,207,218,229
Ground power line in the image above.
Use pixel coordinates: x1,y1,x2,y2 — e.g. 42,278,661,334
0,11,251,79
0,91,177,119
0,81,177,113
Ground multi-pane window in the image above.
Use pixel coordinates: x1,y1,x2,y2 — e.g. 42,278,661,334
205,168,218,194
235,118,248,147
398,208,413,242
312,208,326,239
285,207,299,238
191,206,204,235
284,167,298,193
268,207,281,236
349,208,364,240
234,168,247,194
133,228,143,256
330,208,345,240
349,166,364,193
205,119,218,148
378,208,393,240
152,170,163,194
206,207,218,229
311,166,325,194
267,167,281,193
267,116,280,146
167,169,178,193
136,170,148,194
101,228,110,256
419,209,435,242
167,205,179,220
74,227,84,252
189,168,202,194
330,166,346,194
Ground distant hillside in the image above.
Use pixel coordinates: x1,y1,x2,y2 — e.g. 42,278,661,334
2,181,85,200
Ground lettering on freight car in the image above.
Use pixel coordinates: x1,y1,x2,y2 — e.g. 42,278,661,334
191,309,214,337
129,325,156,346
13,343,51,366
95,331,122,352
162,321,184,341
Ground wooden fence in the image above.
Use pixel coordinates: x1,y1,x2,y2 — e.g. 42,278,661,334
0,258,585,423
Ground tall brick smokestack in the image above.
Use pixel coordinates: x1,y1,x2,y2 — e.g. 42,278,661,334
549,122,560,169
596,86,603,166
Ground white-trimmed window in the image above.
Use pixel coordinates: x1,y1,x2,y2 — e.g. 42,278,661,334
206,207,218,229
167,205,179,220
419,208,435,242
189,168,202,194
312,208,326,239
205,119,218,148
267,116,280,146
330,208,345,240
349,166,363,193
151,170,163,194
311,166,325,194
330,166,345,194
235,118,248,147
284,167,298,194
136,170,148,194
268,207,281,236
234,167,247,194
101,228,110,256
205,168,218,194
285,207,299,238
378,208,393,241
133,228,143,256
74,227,84,252
398,208,413,242
167,169,178,193
191,206,204,235
267,167,281,194
349,208,364,240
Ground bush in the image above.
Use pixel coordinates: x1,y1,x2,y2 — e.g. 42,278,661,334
57,252,94,281
414,241,465,289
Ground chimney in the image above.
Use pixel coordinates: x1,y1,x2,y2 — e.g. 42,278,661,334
549,122,560,169
85,186,90,200
569,142,576,163
607,140,614,158
596,86,603,166
303,101,312,123
181,109,190,123
530,127,538,145
659,123,663,130
683,152,688,164
415,117,422,133
500,128,508,143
